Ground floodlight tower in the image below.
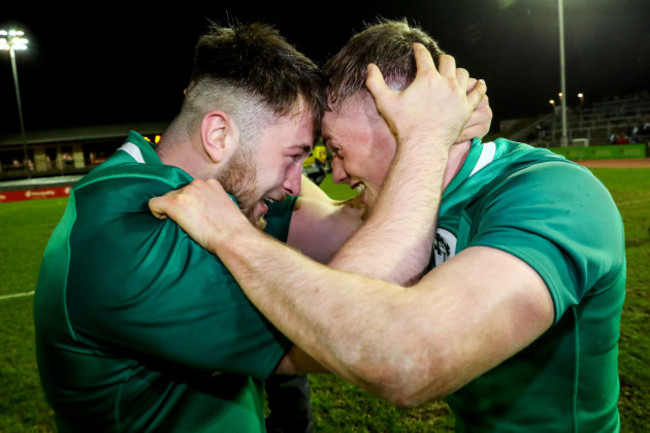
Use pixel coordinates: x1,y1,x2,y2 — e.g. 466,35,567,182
1,29,30,178
558,0,568,147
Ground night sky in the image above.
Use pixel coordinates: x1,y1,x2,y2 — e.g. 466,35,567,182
1,0,648,136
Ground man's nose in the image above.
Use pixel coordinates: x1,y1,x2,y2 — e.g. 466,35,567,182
284,163,303,196
330,157,348,184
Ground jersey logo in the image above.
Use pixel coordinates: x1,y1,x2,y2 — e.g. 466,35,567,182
433,228,457,267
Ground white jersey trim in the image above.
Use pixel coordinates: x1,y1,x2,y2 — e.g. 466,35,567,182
118,142,145,164
469,141,496,177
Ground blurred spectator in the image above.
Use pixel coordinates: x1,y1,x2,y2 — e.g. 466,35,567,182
641,118,650,135
63,152,74,167
615,133,629,144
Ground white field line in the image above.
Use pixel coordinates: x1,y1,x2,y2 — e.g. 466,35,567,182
0,291,35,301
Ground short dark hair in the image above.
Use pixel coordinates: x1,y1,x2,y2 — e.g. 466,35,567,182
323,18,444,106
188,21,327,133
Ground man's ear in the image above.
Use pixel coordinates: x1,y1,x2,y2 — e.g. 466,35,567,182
200,110,237,163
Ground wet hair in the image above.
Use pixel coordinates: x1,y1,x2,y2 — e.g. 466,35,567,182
323,18,444,107
181,21,327,138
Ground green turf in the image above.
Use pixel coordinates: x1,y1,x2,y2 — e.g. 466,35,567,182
318,174,357,201
0,168,648,432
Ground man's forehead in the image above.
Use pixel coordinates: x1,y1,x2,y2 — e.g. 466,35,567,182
321,101,363,136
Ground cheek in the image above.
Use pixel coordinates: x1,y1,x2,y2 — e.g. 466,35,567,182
374,158,392,184
353,150,389,186
266,159,296,189
367,138,396,187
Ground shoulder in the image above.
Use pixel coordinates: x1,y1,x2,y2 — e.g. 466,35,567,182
73,163,193,215
496,159,614,211
468,158,624,314
479,159,621,241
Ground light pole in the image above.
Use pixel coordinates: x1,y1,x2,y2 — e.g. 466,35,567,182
558,0,568,147
0,29,30,178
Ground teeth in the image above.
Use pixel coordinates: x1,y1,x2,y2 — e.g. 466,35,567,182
264,198,275,206
355,184,366,193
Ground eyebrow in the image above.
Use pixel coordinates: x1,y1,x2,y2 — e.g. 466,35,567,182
292,144,313,153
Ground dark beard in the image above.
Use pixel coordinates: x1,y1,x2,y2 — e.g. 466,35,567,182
217,147,267,230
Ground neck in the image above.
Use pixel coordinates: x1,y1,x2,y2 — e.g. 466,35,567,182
442,140,472,191
156,135,210,180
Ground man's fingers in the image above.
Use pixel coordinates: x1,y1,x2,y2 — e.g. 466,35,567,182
437,54,457,78
148,182,202,220
477,92,490,109
466,77,478,92
412,43,438,77
149,196,170,220
466,79,487,110
365,63,391,101
455,68,470,91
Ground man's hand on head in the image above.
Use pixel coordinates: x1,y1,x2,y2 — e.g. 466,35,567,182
456,79,492,143
364,43,487,151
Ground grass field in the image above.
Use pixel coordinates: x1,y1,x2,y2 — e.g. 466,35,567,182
1,168,649,432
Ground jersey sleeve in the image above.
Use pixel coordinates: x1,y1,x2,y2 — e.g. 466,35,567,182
264,195,297,241
465,161,625,323
65,175,294,379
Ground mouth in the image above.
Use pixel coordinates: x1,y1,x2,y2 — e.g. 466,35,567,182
251,197,280,230
351,182,366,195
256,198,273,215
259,194,286,212
263,194,286,206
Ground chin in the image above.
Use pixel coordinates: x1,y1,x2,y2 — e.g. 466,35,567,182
241,207,266,229
255,216,267,231
248,207,267,230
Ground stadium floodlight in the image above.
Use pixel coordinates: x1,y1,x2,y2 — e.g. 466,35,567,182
557,0,568,147
1,29,30,178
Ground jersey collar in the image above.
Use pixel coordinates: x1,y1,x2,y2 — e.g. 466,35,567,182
444,138,496,197
117,130,163,165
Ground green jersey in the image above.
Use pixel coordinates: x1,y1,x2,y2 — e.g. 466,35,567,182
34,131,293,433
431,138,625,432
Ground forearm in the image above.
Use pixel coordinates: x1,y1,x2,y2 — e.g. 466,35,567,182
217,223,425,397
329,141,447,285
217,230,554,407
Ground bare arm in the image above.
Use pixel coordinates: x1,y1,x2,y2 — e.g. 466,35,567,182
150,182,552,405
287,195,364,264
149,46,492,381
230,226,553,406
299,174,336,204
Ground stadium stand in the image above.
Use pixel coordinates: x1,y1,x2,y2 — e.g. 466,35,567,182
509,92,650,148
0,122,167,182
1,93,648,186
